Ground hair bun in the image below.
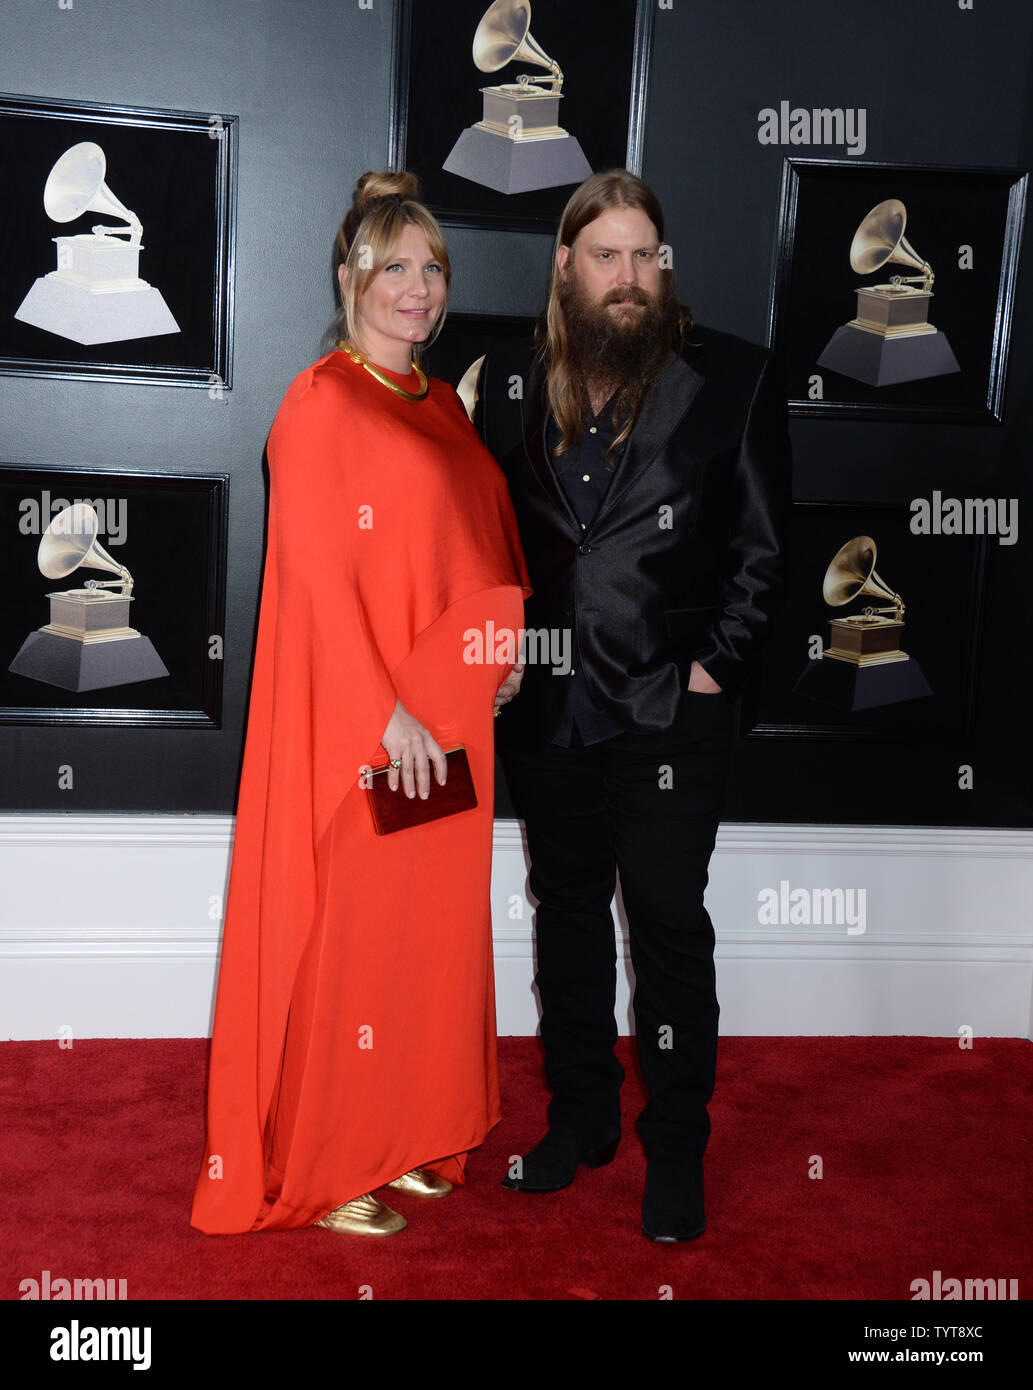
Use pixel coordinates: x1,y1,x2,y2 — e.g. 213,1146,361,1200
353,169,421,211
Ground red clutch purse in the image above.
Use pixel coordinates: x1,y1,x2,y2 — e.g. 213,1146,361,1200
365,745,477,835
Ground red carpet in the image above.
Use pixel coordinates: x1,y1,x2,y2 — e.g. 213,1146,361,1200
2,1037,1030,1301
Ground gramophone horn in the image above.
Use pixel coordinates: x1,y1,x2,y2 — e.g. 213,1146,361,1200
472,0,558,79
822,535,901,611
848,198,932,285
456,354,486,421
42,141,141,241
38,504,125,583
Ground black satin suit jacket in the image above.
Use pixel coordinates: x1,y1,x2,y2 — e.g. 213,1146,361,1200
474,323,793,750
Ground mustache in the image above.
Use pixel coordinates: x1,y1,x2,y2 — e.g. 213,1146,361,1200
602,286,651,305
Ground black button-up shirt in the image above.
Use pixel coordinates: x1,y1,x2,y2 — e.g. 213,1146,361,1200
546,400,627,747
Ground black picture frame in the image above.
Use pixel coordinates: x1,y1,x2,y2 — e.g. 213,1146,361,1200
389,0,654,232
767,159,1027,423
740,500,989,744
0,93,236,389
0,464,228,727
422,309,539,391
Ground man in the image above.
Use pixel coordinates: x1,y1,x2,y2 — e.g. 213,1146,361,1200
477,170,791,1241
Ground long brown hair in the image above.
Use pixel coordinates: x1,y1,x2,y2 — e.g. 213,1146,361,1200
539,170,692,456
325,170,451,360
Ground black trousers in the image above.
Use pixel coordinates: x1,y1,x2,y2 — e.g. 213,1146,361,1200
500,691,733,1162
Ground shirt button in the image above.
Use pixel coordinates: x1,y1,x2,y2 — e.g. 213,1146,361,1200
589,426,597,434
582,473,590,482
578,542,592,554
580,522,587,530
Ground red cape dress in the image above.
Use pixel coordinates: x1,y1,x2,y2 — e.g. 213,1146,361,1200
190,348,530,1233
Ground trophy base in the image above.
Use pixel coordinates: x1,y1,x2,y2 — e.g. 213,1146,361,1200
851,285,935,337
442,125,592,194
14,275,180,345
825,615,907,665
793,654,933,711
816,322,960,387
8,629,169,692
824,646,909,667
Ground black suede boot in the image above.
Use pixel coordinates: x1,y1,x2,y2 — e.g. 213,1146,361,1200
500,1129,620,1193
641,1157,705,1241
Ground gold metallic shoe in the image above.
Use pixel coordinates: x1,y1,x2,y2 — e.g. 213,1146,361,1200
314,1193,406,1235
386,1167,453,1198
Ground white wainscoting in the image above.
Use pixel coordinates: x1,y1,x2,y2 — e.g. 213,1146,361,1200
1,814,1031,1041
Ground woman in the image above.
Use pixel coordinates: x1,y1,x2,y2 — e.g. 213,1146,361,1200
190,171,530,1236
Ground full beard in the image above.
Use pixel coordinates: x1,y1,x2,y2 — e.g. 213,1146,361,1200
558,272,680,401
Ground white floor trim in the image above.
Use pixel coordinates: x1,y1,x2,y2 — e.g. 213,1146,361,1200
1,814,1030,1040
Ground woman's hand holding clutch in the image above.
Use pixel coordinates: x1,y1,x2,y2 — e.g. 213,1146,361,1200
380,700,447,799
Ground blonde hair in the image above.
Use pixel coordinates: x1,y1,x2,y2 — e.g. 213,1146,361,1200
325,170,451,360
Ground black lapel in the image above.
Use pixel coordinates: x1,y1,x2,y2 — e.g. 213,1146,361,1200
520,348,705,535
591,352,704,530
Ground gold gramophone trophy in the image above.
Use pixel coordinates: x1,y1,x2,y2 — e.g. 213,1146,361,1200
793,535,932,710
443,0,592,194
8,503,169,692
816,199,960,386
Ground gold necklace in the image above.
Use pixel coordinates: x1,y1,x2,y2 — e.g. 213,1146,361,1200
335,339,429,401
